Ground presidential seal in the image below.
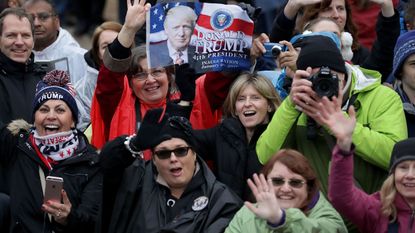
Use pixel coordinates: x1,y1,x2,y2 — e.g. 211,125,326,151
210,9,233,31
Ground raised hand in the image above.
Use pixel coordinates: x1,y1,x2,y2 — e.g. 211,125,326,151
119,0,151,48
369,0,394,17
284,0,324,19
278,40,299,71
290,67,319,111
311,93,356,151
245,173,284,225
250,33,269,62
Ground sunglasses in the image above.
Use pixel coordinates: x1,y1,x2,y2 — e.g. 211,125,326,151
270,177,306,189
153,146,191,160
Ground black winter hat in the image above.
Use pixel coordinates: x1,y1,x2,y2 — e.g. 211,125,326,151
389,138,415,173
153,115,197,149
296,35,347,74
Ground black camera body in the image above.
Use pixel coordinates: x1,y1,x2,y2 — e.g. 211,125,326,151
307,66,339,98
263,42,285,58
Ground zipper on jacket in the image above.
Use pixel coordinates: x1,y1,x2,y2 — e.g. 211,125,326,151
408,209,415,233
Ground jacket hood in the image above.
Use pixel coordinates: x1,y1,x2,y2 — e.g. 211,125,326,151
347,63,381,94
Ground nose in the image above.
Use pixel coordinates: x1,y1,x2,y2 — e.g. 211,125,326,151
169,152,179,162
244,97,252,106
406,167,415,178
280,181,292,192
331,8,339,18
46,110,57,119
14,34,24,44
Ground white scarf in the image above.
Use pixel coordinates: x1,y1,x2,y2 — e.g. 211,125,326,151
33,130,79,161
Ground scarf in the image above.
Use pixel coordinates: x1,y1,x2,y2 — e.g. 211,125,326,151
33,130,79,162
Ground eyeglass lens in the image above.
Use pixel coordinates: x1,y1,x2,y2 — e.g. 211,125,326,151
133,68,165,80
271,177,305,188
154,147,190,160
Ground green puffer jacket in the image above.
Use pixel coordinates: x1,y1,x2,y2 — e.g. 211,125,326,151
225,192,347,233
256,64,407,195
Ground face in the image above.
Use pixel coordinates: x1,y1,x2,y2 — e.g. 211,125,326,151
164,17,193,51
267,162,308,209
318,0,347,31
98,29,118,61
235,84,270,131
401,54,415,94
24,1,59,51
310,20,341,38
394,160,415,206
130,58,169,104
153,138,196,192
0,14,34,63
34,99,75,136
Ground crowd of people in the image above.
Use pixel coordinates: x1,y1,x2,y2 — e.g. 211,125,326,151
0,0,414,232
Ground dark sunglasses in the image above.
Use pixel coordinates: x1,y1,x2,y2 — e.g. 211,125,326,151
270,177,306,189
153,146,191,160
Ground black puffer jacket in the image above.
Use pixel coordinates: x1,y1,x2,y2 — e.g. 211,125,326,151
194,117,267,201
99,136,242,233
0,120,102,233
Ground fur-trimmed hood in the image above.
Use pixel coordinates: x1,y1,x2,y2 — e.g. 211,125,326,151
7,119,32,136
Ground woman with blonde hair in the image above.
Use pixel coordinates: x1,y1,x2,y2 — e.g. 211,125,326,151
194,72,281,201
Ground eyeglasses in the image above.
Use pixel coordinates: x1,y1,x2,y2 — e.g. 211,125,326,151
30,12,56,22
270,177,306,189
132,68,166,81
153,146,191,160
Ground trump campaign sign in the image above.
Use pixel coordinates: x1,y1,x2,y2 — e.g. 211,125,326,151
146,2,254,73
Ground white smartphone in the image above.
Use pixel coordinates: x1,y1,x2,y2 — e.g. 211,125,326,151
44,176,64,203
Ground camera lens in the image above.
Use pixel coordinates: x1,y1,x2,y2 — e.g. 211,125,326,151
271,45,282,58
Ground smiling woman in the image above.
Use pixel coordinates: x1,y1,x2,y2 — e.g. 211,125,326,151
225,149,347,233
0,70,102,232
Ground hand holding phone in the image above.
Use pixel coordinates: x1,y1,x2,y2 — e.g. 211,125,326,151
44,176,64,203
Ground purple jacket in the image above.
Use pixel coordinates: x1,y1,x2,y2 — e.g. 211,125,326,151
328,145,415,233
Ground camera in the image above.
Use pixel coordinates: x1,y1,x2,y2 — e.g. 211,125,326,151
263,42,285,58
307,66,339,98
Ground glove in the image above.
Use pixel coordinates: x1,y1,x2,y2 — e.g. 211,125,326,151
130,108,167,151
238,3,261,21
174,64,197,102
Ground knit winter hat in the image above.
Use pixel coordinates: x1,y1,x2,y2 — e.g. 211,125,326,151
32,70,78,123
296,35,347,74
392,30,415,79
389,138,415,173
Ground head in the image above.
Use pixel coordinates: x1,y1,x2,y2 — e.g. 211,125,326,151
381,138,415,218
23,0,59,51
223,73,281,130
303,17,341,38
300,0,360,51
296,35,347,89
91,21,122,66
392,31,415,88
32,70,78,136
127,45,174,104
261,149,319,210
0,7,34,63
404,1,415,31
151,115,198,197
163,6,197,51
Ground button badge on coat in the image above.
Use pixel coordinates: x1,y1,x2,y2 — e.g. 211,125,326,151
192,196,209,211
